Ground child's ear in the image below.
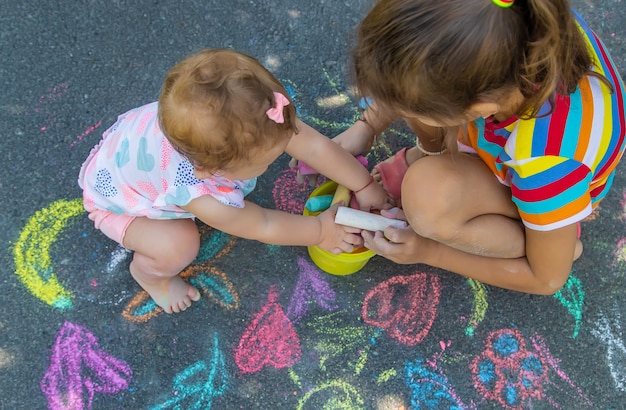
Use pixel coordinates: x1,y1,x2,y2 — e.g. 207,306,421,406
468,101,500,119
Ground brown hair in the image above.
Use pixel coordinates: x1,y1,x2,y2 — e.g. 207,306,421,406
159,49,297,170
353,0,606,122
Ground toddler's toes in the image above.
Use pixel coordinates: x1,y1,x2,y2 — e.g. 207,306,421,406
189,286,201,302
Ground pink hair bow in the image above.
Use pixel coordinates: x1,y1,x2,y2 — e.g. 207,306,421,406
266,92,290,123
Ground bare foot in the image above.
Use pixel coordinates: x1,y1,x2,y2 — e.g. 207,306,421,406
130,265,201,313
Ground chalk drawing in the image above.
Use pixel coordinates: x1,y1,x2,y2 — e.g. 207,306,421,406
235,285,301,374
530,334,593,408
273,167,323,214
122,225,238,323
106,246,132,273
14,198,84,310
35,82,68,131
590,309,626,392
286,256,338,323
553,274,584,338
305,311,380,372
40,321,132,410
150,332,228,410
362,272,440,346
613,236,626,265
471,328,592,409
406,356,473,410
295,379,364,410
70,120,102,147
465,279,488,337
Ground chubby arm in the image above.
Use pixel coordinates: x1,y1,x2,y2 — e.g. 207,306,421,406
181,194,362,253
287,119,391,210
363,221,579,295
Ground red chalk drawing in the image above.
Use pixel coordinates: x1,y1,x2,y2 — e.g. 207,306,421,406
40,321,132,410
235,285,301,374
286,256,338,323
272,168,324,214
362,272,440,346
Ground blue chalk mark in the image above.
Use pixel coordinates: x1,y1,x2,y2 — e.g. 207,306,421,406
196,231,232,263
190,274,236,308
494,333,519,357
135,299,158,316
150,332,228,410
477,358,495,386
405,357,465,410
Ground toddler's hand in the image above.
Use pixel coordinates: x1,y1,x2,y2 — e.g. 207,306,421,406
316,204,364,254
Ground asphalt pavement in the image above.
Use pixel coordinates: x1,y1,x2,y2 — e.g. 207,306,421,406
1,0,625,408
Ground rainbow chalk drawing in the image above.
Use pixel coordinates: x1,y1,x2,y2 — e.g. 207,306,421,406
296,379,364,410
552,274,584,338
14,198,85,310
235,285,301,374
590,309,626,392
40,322,132,410
286,256,338,323
150,332,228,410
362,272,441,346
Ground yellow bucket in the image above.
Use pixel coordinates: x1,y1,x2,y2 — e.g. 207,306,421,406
303,181,375,275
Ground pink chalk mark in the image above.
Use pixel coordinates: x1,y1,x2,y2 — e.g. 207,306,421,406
235,286,301,374
362,272,440,346
40,322,132,410
70,120,102,147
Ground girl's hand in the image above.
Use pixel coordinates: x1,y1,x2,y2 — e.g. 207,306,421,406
353,177,395,211
360,208,428,264
316,204,364,254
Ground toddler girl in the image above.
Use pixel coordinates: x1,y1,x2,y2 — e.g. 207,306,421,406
79,49,389,313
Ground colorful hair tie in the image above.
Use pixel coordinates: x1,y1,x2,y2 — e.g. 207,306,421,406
266,92,290,123
492,0,514,7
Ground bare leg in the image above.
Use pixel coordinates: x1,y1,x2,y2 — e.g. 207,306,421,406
123,218,201,313
401,154,525,258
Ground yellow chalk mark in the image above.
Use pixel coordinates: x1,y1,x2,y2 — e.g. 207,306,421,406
13,198,84,310
296,379,364,410
376,369,397,385
289,368,302,389
465,279,488,337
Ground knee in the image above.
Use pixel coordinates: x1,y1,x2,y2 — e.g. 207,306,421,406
400,159,462,240
152,222,200,274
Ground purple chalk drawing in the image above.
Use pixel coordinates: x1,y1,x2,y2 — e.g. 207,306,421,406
286,257,338,323
41,321,132,410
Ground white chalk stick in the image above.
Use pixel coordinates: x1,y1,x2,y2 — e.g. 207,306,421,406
335,206,407,231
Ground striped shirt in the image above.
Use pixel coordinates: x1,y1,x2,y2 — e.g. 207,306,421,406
464,11,626,231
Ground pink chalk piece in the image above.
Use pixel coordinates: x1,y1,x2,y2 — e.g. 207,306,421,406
235,285,301,374
362,272,440,346
41,322,132,410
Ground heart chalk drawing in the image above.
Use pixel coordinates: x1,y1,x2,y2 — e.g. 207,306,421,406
235,285,301,374
362,272,441,346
